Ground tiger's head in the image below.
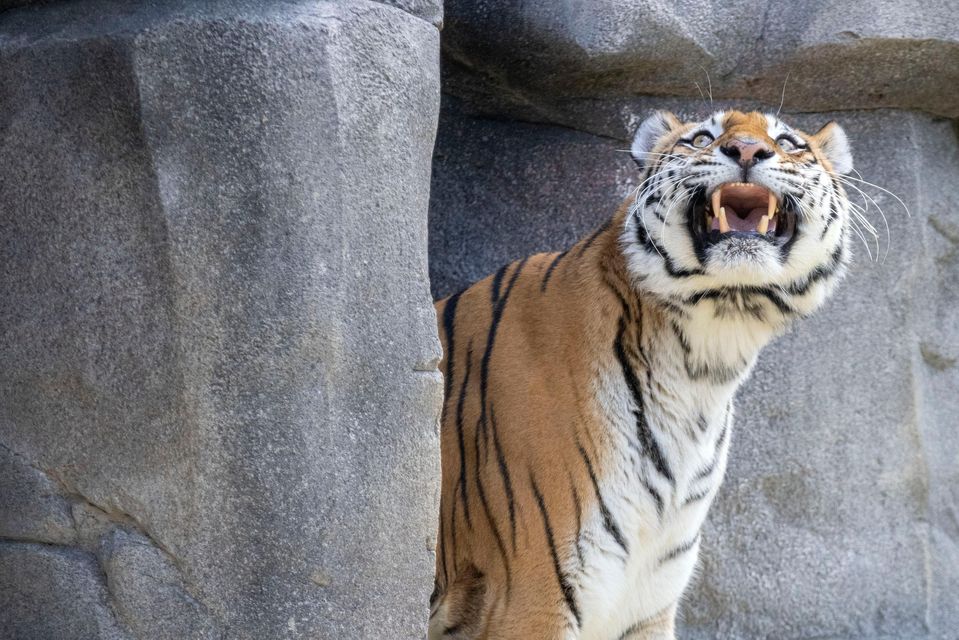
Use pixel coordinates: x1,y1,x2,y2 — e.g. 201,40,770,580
623,110,853,321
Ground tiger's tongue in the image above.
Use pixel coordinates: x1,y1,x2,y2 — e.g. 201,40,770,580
727,207,768,232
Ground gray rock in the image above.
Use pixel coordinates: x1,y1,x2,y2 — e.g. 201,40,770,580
98,529,219,640
0,443,77,546
428,104,959,637
376,0,442,27
0,1,28,13
443,0,959,118
1,0,441,638
0,0,441,26
0,543,130,640
429,96,627,298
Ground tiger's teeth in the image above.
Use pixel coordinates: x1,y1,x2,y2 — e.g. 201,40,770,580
757,215,770,234
711,188,722,216
767,192,777,218
718,206,730,233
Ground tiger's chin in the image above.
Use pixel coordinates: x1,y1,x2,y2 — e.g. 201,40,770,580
702,237,786,284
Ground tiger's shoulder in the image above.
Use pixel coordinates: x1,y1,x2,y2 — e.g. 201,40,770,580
434,217,625,356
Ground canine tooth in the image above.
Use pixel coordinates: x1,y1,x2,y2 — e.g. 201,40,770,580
711,188,722,214
757,215,770,234
718,206,730,233
768,192,777,218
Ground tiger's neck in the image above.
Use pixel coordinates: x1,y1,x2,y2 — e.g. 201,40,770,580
598,222,780,387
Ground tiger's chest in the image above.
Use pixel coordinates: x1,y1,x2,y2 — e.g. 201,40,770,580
571,372,734,639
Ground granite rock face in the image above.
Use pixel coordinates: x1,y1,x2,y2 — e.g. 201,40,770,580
0,544,131,640
0,1,442,638
429,5,959,636
443,0,959,119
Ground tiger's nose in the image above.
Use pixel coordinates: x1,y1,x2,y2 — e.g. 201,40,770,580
719,138,775,167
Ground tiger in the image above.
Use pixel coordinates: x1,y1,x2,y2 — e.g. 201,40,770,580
428,110,854,640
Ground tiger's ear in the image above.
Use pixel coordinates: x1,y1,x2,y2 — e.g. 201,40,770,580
631,111,681,168
812,121,853,175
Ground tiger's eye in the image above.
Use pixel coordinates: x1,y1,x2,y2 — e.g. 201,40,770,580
692,133,713,148
777,137,798,152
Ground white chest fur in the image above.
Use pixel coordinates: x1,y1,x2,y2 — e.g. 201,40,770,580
571,306,758,639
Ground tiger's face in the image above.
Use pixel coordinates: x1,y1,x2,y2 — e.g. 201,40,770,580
623,110,853,317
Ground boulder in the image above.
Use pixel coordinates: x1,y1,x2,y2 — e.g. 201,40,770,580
0,544,130,640
443,0,959,118
0,1,442,638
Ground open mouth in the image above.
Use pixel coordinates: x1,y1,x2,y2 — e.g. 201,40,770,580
689,182,797,249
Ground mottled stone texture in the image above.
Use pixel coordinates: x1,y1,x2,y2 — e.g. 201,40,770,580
0,1,442,639
443,0,959,118
429,3,959,638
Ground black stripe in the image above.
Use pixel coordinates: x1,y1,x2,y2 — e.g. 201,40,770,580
475,450,512,581
778,195,802,262
540,250,568,292
602,269,654,374
490,406,517,552
576,220,611,258
568,475,585,567
614,317,674,485
692,421,728,482
576,442,629,556
753,288,796,316
455,343,474,528
441,292,462,408
438,505,448,585
490,263,508,304
692,457,717,483
450,485,460,558
643,480,664,515
682,486,712,506
634,223,703,277
658,534,700,565
478,258,529,440
685,423,729,504
530,474,581,628
820,188,837,240
684,286,796,318
785,243,844,296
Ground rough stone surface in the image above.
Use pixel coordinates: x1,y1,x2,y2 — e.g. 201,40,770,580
429,96,626,297
429,98,959,638
443,0,959,119
0,543,130,640
98,528,219,640
0,0,441,26
0,1,442,638
376,0,442,27
0,444,77,546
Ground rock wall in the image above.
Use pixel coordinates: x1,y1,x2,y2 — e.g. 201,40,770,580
3,0,957,638
429,2,959,639
0,1,443,639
